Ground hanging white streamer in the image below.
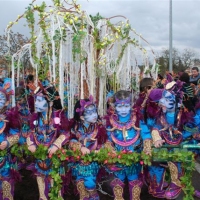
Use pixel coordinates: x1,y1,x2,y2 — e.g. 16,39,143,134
11,55,15,107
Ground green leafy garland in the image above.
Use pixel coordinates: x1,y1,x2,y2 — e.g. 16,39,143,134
9,144,195,200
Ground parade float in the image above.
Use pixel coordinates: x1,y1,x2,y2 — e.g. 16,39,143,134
4,0,196,200
6,0,157,117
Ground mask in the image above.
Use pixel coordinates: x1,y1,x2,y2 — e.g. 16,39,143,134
35,96,48,112
83,105,98,124
159,90,175,113
0,91,6,109
115,103,131,117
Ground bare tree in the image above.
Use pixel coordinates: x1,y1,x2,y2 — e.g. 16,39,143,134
181,48,197,68
0,31,32,79
157,48,198,74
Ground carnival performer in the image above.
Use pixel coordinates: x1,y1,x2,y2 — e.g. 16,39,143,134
12,86,34,169
105,90,152,200
191,98,200,198
26,82,70,200
0,79,20,200
145,81,195,199
15,86,34,145
69,95,107,200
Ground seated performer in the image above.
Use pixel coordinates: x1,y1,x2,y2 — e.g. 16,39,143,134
105,90,152,200
69,95,107,200
26,82,70,200
0,79,20,200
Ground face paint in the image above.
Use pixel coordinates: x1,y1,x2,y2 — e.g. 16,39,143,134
159,90,175,113
0,91,6,109
83,104,98,124
35,96,48,112
115,103,131,117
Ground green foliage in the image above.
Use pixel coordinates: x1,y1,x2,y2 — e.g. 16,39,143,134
0,149,7,157
9,143,196,199
152,148,195,200
90,13,103,27
72,30,87,62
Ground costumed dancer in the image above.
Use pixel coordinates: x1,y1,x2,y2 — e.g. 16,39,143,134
13,86,34,169
26,82,70,200
191,97,200,198
0,79,20,200
69,95,107,200
15,86,34,144
145,81,195,199
105,90,152,200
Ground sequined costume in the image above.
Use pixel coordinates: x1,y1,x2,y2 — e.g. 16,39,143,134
26,83,70,200
14,87,35,145
69,96,107,200
105,90,151,200
145,82,196,199
0,81,20,200
191,104,200,198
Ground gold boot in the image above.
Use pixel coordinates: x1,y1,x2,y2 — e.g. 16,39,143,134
2,181,13,200
165,162,182,199
110,178,125,200
76,180,89,200
129,180,142,200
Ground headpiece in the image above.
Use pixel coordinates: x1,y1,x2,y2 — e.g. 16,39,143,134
115,96,131,105
146,89,163,118
165,80,184,103
76,95,96,114
148,89,163,102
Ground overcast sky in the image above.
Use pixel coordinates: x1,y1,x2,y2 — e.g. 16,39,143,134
0,0,200,55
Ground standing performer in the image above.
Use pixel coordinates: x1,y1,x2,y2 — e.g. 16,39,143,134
12,86,34,169
26,82,70,200
69,95,107,200
0,80,20,200
146,81,195,199
105,90,152,200
15,86,34,145
190,98,200,198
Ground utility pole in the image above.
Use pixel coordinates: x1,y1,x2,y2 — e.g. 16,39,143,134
169,0,173,72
